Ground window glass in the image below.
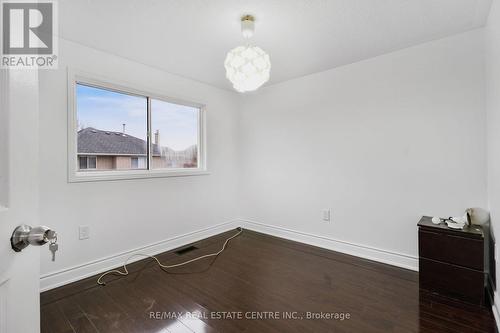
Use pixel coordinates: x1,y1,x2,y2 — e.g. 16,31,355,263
131,157,138,169
76,83,147,171
79,156,87,170
150,99,199,169
73,80,204,180
88,156,97,169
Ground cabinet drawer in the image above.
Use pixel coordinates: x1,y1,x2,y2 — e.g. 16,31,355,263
419,258,485,305
419,229,483,270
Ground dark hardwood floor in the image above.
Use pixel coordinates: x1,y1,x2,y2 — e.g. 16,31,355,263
41,229,497,333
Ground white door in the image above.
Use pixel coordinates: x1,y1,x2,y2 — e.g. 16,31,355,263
0,69,42,333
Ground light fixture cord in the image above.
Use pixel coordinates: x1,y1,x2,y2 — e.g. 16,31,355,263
97,227,243,286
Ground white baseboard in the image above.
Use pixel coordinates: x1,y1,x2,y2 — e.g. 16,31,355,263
40,220,240,292
239,218,418,271
41,218,419,292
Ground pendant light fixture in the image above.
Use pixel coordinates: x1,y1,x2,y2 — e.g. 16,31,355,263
224,15,271,93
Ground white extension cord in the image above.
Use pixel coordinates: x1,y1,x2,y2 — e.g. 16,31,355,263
97,227,243,285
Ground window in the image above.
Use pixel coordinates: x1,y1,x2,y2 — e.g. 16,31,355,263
68,71,206,182
76,83,147,173
79,156,96,170
131,157,139,169
131,157,147,169
151,99,199,169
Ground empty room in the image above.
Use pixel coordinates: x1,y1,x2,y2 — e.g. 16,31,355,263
3,0,500,332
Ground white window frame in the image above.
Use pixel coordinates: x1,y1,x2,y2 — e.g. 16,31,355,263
68,69,208,182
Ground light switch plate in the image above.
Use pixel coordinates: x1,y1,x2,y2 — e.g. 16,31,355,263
322,209,331,222
79,225,90,240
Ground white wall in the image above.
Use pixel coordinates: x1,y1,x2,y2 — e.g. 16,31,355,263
239,29,487,267
39,28,489,290
485,0,500,321
38,39,240,290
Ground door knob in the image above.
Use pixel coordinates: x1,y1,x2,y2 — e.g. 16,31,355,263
10,225,57,252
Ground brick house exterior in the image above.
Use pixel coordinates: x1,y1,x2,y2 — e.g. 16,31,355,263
77,127,197,170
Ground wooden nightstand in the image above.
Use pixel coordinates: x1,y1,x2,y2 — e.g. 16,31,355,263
418,216,491,306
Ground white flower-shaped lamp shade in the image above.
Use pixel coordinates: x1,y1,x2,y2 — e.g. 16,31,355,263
224,45,271,93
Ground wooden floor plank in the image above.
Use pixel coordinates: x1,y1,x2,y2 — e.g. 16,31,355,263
41,302,75,333
56,298,98,333
41,229,496,333
102,276,183,333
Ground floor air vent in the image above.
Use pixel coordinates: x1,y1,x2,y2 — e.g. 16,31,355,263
175,245,198,255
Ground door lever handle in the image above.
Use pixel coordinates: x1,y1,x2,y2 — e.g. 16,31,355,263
10,225,57,252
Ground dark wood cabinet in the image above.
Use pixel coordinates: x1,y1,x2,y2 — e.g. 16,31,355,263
418,216,491,306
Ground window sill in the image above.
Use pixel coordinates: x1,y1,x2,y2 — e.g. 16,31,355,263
68,169,210,183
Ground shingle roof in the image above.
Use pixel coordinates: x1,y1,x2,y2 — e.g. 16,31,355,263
78,127,160,155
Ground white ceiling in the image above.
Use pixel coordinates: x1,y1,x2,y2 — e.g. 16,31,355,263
59,0,492,91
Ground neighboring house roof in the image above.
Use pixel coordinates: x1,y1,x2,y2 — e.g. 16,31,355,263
78,127,160,156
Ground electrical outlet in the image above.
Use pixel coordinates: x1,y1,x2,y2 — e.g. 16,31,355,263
79,225,90,240
322,209,331,222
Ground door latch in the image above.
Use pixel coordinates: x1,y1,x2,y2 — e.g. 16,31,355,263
10,225,57,252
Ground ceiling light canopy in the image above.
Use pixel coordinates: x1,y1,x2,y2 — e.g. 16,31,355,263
224,15,271,93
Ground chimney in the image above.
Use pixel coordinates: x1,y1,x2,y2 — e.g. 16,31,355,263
154,130,160,146
122,123,126,134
